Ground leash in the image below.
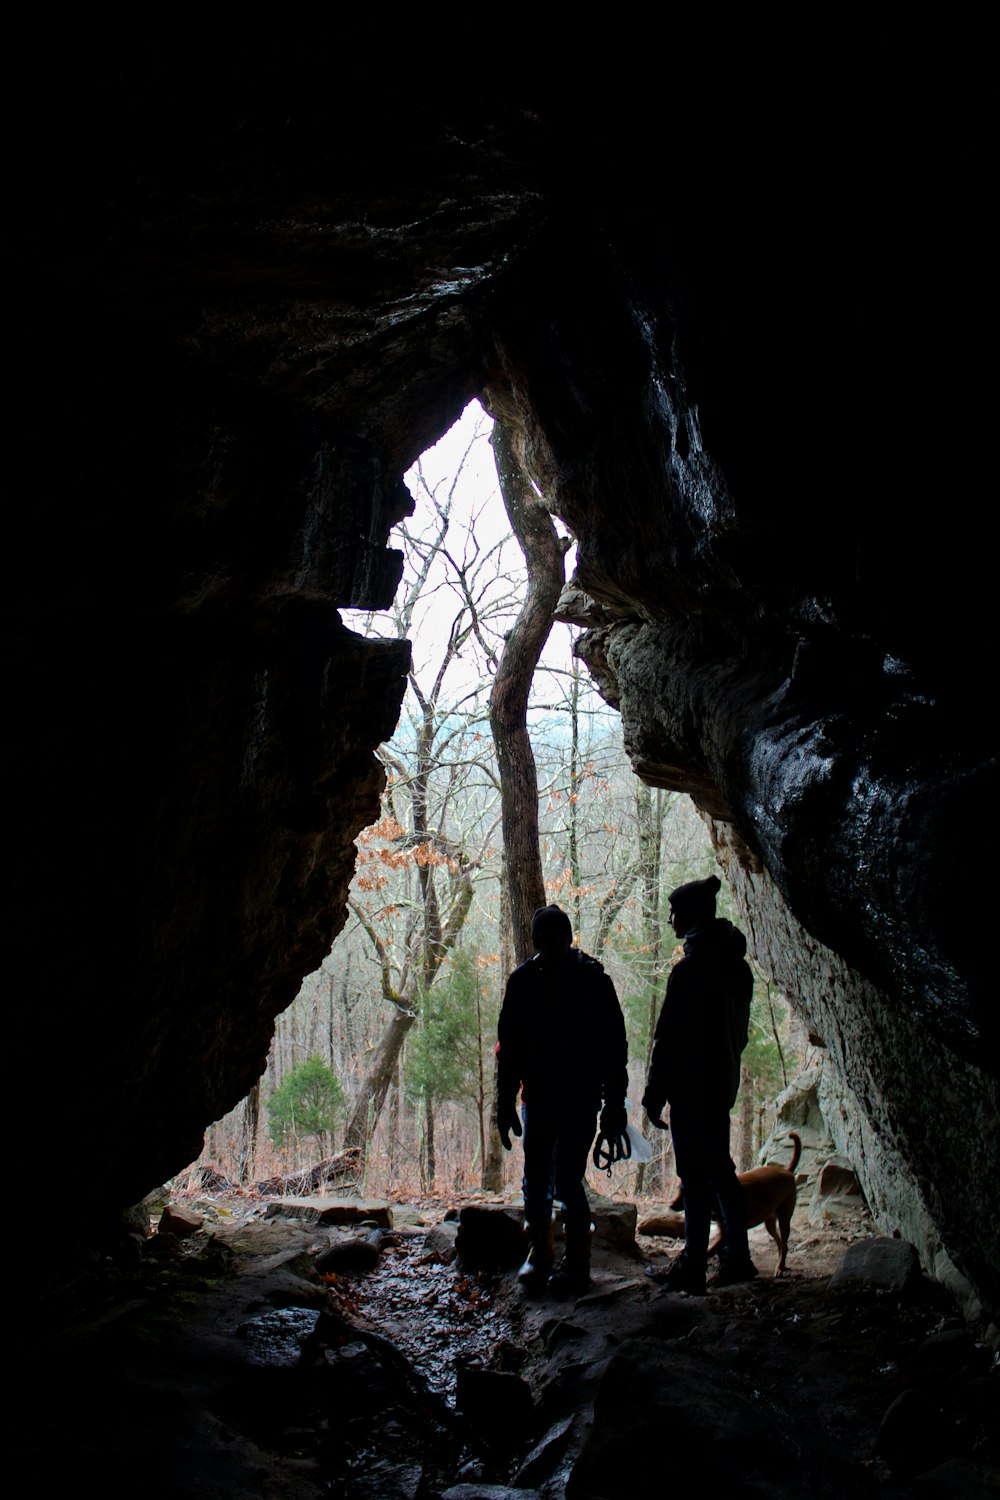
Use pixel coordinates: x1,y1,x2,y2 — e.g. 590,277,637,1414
592,1129,632,1177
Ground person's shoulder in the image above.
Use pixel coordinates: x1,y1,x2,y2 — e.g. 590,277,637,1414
574,949,618,992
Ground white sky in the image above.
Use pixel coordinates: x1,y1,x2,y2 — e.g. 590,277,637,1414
342,399,581,701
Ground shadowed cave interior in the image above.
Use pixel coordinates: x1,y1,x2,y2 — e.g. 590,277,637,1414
8,50,997,1499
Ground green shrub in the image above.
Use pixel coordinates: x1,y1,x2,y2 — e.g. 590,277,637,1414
267,1055,344,1151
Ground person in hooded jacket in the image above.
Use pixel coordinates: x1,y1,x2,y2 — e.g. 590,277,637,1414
496,904,629,1296
642,874,756,1294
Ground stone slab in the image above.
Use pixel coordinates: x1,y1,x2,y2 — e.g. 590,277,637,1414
264,1196,393,1228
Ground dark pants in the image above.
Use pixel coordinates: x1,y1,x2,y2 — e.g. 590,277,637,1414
521,1103,598,1235
669,1100,748,1266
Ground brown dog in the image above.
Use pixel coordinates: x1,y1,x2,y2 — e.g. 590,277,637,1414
671,1132,801,1276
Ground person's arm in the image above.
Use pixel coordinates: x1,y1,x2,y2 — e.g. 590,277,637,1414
496,978,524,1150
598,975,630,1142
642,964,691,1124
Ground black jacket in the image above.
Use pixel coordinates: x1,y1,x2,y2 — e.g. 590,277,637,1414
497,948,628,1114
646,918,753,1111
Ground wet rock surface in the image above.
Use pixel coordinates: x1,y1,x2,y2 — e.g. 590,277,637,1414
15,1194,997,1499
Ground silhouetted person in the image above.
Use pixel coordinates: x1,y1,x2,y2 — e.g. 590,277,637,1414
496,904,628,1296
642,874,756,1293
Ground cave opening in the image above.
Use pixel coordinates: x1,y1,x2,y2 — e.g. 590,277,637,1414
11,67,999,1497
186,395,799,1211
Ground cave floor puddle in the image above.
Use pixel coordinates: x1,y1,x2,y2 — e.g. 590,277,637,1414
334,1232,522,1404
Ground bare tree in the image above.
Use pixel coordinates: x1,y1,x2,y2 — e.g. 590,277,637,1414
488,418,570,965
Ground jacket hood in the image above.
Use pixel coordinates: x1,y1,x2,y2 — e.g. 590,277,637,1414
683,917,748,962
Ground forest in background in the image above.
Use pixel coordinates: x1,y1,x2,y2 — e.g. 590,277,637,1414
190,405,806,1203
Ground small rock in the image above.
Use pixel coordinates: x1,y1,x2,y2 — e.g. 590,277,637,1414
540,1319,585,1351
236,1306,320,1368
156,1204,204,1237
913,1327,980,1381
455,1366,535,1446
424,1223,459,1262
494,1340,527,1371
386,1203,429,1228
877,1389,951,1476
514,1415,574,1487
829,1236,920,1293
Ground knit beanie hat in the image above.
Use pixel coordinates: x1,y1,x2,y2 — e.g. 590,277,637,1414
531,904,573,947
668,874,721,922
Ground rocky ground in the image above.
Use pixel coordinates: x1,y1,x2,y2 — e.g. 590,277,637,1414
16,1188,998,1500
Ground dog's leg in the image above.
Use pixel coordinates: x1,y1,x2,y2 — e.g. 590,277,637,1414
763,1215,783,1274
775,1204,793,1275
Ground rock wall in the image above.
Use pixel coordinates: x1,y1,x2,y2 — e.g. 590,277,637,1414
8,61,996,1313
711,820,997,1321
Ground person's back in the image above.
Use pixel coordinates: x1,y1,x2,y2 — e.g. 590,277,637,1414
652,915,752,1109
497,905,628,1296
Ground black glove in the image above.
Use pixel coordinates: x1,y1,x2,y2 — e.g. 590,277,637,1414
641,1087,668,1130
593,1101,631,1170
497,1103,523,1151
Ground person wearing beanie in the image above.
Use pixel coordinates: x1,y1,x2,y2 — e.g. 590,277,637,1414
641,873,756,1294
496,904,629,1296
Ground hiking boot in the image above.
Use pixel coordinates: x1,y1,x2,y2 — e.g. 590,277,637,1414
548,1222,594,1299
518,1219,556,1295
647,1254,707,1296
711,1254,759,1287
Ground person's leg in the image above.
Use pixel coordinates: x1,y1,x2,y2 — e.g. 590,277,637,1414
549,1107,598,1295
671,1103,712,1265
705,1108,757,1282
521,1105,556,1231
519,1105,557,1289
654,1102,709,1293
552,1108,597,1235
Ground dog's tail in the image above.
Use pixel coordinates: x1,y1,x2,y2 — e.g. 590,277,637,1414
786,1132,802,1174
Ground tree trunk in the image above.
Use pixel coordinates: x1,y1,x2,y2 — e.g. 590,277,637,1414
343,1011,416,1152
344,866,475,1156
387,1058,400,1181
237,1080,260,1185
424,1084,436,1188
489,418,568,966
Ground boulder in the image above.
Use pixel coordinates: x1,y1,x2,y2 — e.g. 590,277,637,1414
455,1206,527,1271
264,1197,393,1228
156,1204,204,1237
454,1366,535,1449
637,1210,685,1238
828,1236,921,1294
314,1231,383,1274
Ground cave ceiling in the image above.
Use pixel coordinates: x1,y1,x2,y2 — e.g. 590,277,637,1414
8,53,996,1317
